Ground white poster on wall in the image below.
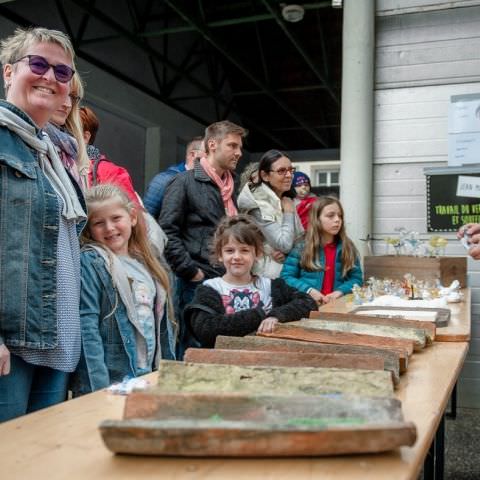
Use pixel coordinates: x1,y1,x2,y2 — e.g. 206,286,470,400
456,175,480,198
448,93,480,166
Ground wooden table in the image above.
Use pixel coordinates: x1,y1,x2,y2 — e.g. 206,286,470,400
319,289,471,342
0,342,468,480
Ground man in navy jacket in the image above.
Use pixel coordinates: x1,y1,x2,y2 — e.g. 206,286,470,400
143,136,205,219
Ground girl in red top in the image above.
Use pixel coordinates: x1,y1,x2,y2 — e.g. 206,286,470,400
281,196,363,305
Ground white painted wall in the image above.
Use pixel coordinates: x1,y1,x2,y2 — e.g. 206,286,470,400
374,2,480,407
377,0,480,16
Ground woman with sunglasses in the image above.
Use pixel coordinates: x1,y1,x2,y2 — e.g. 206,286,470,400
238,149,303,278
45,72,90,191
0,27,86,421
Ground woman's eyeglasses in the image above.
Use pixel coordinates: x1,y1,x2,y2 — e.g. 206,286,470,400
270,166,296,176
13,55,75,83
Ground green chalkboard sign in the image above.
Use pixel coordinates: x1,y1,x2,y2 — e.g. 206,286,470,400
426,168,480,232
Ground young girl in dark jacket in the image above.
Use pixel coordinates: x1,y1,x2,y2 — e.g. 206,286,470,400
185,215,317,348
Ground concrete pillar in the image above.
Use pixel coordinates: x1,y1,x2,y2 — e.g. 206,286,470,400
144,127,178,190
339,0,375,256
144,127,162,190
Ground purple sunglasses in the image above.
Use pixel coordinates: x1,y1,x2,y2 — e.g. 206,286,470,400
13,55,75,83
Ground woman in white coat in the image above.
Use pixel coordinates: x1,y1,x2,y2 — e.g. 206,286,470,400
237,149,303,279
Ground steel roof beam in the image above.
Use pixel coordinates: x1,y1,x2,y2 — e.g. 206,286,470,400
69,0,218,98
141,13,273,37
0,4,209,126
252,0,270,84
140,2,332,37
0,2,286,148
76,48,287,149
126,0,163,92
80,34,119,45
126,0,141,33
233,84,330,96
54,0,75,42
164,0,328,147
138,0,154,33
273,124,339,132
162,38,201,96
260,0,338,106
198,0,221,120
315,9,330,83
68,0,286,144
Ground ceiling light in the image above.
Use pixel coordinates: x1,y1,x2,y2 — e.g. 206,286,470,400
281,4,305,23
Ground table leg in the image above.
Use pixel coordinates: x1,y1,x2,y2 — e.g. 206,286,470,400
423,438,435,480
423,413,446,480
446,383,457,419
434,415,445,480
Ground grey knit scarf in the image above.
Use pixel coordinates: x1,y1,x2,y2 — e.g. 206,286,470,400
0,104,86,221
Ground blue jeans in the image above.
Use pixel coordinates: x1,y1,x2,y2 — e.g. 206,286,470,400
0,353,69,422
174,277,202,360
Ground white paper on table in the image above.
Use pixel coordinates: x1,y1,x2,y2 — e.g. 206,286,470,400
366,295,448,309
355,309,439,321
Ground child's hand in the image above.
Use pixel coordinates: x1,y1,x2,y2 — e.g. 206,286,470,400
323,291,343,304
257,317,279,334
271,249,286,263
0,344,11,376
191,269,205,282
308,288,324,305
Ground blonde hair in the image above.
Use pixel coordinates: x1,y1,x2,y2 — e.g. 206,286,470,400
63,72,90,184
0,27,75,66
301,196,358,276
81,184,171,296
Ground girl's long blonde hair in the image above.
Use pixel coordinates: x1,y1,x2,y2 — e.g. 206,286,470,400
81,184,171,295
301,196,358,276
65,72,90,187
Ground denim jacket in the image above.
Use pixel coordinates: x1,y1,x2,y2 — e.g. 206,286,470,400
280,240,363,295
70,249,176,396
0,101,59,348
